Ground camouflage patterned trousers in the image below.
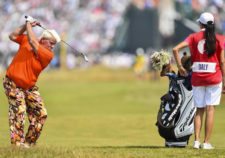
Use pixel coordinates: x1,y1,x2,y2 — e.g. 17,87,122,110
3,76,47,146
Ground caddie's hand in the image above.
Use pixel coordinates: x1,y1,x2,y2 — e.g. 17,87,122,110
178,66,188,77
222,78,225,94
222,86,225,94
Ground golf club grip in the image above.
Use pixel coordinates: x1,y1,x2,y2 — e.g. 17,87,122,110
25,15,44,28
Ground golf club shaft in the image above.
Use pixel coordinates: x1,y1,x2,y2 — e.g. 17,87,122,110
25,16,88,62
38,25,88,62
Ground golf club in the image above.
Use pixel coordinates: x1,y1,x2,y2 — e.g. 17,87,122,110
25,15,89,62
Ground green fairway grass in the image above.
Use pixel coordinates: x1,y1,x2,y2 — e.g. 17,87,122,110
0,66,224,157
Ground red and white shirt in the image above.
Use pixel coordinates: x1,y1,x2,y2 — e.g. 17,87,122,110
185,31,225,86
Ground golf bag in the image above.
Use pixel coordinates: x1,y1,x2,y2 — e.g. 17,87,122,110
156,73,196,147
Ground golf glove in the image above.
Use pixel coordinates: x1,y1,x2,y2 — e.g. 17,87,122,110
25,15,36,23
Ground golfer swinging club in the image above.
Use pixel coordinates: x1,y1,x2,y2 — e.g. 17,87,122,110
3,16,60,148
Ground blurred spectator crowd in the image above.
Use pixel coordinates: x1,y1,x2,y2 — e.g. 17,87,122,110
175,0,225,33
0,0,131,69
0,0,225,71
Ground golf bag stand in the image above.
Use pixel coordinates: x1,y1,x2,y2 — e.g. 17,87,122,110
156,73,196,147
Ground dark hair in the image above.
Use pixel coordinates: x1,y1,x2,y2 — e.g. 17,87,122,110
203,21,216,57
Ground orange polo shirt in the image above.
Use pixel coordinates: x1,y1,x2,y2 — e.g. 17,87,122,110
6,35,54,90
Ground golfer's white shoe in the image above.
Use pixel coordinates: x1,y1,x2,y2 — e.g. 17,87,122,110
202,143,214,150
193,141,201,149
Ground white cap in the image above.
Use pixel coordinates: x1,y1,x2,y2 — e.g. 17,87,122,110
197,12,214,25
40,29,61,43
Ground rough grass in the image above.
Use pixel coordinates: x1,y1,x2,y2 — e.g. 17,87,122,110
0,66,224,157
0,146,225,158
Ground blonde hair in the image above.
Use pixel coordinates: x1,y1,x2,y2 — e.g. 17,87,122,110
40,29,61,43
